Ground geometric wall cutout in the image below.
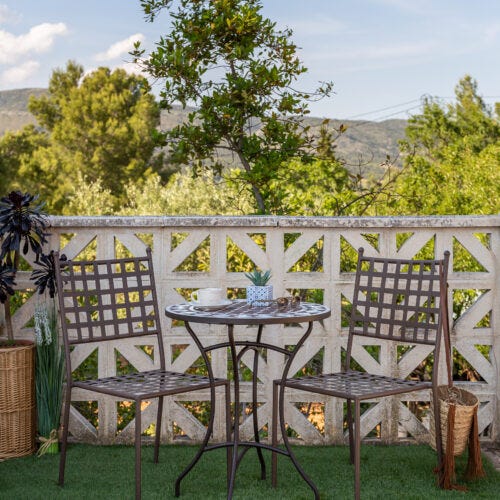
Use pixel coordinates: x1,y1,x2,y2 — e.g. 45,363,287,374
294,401,325,435
453,237,488,272
287,236,324,272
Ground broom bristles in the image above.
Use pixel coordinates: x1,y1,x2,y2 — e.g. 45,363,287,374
436,403,468,491
464,406,486,481
441,403,457,489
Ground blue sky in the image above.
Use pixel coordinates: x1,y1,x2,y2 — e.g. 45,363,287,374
0,0,499,120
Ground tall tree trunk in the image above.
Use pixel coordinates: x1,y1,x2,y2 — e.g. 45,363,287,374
236,151,266,213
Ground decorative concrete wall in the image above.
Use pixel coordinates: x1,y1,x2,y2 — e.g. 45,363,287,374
11,215,500,445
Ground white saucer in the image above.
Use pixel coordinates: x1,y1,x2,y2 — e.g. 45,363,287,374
190,299,232,311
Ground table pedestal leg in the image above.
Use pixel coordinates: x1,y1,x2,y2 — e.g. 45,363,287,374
227,324,239,499
251,325,266,479
228,323,267,496
273,321,320,499
174,322,221,497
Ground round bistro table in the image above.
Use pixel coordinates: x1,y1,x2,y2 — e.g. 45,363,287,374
165,299,330,499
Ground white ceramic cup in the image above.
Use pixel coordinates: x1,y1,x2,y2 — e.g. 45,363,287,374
191,287,225,305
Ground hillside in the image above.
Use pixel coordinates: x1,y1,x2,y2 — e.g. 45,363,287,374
302,116,406,175
0,88,47,135
0,88,407,173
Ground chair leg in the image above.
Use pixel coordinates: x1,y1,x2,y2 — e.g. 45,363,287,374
278,381,319,499
154,396,163,464
135,400,142,500
58,385,72,486
347,398,354,465
431,387,445,486
251,345,266,480
225,381,232,490
354,400,361,500
175,382,222,497
271,380,279,488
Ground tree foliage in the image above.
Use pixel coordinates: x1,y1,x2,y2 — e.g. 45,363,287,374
134,0,333,214
66,170,253,216
119,171,253,215
266,123,399,216
265,158,398,216
0,125,49,196
0,61,166,212
386,75,500,215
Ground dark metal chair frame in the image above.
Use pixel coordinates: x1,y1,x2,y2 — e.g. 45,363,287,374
54,248,230,500
272,247,452,499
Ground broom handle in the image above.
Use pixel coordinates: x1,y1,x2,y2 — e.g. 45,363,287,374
441,253,453,388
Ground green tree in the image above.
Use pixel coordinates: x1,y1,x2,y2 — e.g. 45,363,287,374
387,75,500,215
66,170,253,216
266,156,399,216
65,172,115,215
0,125,49,195
120,171,253,215
133,0,333,214
259,121,400,216
5,61,166,212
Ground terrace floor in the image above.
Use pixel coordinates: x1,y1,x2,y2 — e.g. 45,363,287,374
1,444,499,499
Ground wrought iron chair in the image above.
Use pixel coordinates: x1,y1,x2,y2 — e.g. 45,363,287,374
54,248,230,500
272,248,452,499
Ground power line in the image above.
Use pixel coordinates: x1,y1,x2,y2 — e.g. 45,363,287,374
370,104,425,122
344,95,500,122
345,99,422,120
346,104,424,128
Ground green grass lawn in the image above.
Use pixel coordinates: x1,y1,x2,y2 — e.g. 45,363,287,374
1,444,498,499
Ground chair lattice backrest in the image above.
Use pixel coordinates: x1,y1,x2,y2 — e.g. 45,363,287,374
348,248,450,348
54,248,162,348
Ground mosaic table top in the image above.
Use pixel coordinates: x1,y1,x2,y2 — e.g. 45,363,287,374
165,299,331,325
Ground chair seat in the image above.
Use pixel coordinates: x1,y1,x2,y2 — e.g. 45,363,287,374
281,370,432,401
74,369,226,399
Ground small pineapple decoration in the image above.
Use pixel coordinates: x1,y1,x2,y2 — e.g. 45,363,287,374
245,269,273,306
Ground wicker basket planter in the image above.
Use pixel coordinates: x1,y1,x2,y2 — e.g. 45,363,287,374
429,385,478,456
0,340,36,459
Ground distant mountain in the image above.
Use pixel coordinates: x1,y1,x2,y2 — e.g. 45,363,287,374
0,88,47,135
301,116,406,175
0,88,407,174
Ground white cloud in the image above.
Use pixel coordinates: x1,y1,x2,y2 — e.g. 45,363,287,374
1,60,39,85
0,4,20,24
82,61,147,81
0,22,68,64
94,33,145,62
120,60,146,76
